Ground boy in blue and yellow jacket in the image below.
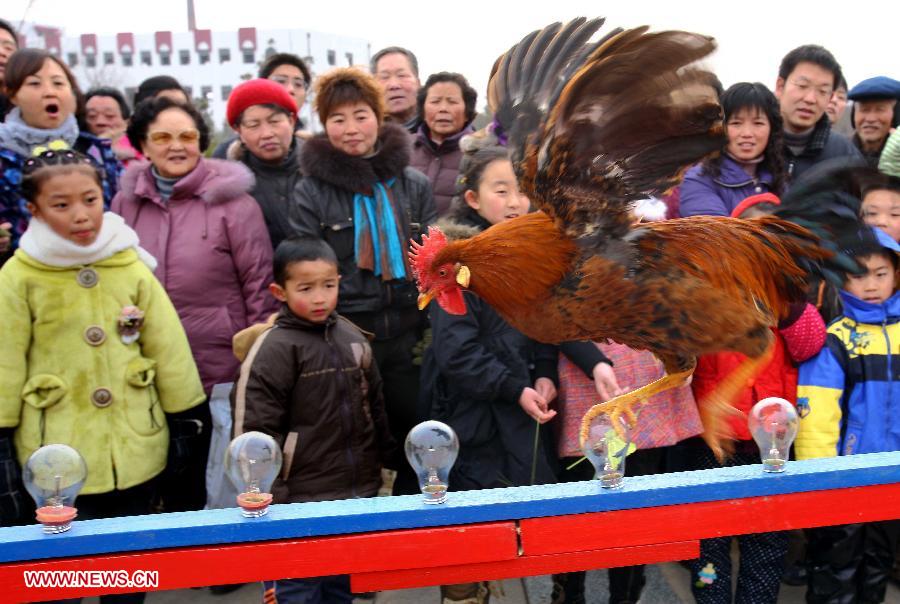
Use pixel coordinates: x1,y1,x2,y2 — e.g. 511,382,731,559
796,226,900,604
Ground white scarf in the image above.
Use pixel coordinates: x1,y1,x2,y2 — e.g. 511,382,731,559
18,212,158,271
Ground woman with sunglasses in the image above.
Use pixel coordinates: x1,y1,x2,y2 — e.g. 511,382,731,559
112,96,276,514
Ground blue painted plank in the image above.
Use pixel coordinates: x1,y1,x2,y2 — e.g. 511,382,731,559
1,451,899,563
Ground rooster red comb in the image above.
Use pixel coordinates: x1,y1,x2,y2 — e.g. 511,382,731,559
409,226,448,281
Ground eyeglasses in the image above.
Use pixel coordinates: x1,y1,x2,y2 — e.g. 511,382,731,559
270,75,308,90
788,79,833,101
147,129,200,145
240,113,291,131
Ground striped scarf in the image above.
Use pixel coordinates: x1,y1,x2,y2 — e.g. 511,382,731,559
353,178,408,281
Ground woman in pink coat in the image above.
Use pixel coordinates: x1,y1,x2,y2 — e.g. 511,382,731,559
112,96,275,512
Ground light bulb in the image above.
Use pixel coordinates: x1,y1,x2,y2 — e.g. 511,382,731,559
749,397,799,473
23,444,88,534
405,421,459,504
581,414,633,489
225,431,282,517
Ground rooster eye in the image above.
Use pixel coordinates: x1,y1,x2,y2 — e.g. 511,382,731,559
439,269,447,277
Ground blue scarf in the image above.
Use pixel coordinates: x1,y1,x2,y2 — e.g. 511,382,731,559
353,178,408,281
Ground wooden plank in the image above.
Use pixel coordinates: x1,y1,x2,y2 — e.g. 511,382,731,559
0,522,517,602
521,482,900,556
350,541,700,592
1,452,899,563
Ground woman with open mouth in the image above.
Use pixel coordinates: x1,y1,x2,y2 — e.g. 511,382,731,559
0,48,121,265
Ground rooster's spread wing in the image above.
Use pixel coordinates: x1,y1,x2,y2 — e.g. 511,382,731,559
490,19,725,242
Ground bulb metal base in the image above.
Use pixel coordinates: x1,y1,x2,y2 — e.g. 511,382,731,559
600,471,624,489
763,458,787,473
422,484,448,504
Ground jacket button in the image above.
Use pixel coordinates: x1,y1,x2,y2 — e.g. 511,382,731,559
76,268,99,288
83,326,106,346
91,388,113,408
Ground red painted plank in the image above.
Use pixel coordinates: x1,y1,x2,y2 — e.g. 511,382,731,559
1,522,517,602
351,540,700,592
521,482,900,556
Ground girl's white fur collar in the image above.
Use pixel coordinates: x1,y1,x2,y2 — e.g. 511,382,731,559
18,212,158,271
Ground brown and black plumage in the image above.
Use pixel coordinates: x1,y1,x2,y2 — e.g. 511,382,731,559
410,19,864,458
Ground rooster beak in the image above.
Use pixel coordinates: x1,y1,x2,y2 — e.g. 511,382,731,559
417,290,436,310
456,265,471,287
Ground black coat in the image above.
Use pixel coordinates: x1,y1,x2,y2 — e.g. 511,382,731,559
784,115,862,182
420,210,559,490
290,123,437,339
234,139,303,250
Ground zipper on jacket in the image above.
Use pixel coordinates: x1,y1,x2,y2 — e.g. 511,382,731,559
327,324,360,498
884,319,893,442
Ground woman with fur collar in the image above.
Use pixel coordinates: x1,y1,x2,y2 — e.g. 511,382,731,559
290,67,437,495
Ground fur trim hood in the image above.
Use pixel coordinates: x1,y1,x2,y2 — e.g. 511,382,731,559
434,217,481,242
118,158,255,205
299,122,411,193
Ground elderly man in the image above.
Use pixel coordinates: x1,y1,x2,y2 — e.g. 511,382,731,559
370,46,421,132
847,76,900,167
0,18,18,120
225,78,301,249
775,44,860,181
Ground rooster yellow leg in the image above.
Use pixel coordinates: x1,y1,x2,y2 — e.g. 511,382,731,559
698,341,775,462
579,365,695,449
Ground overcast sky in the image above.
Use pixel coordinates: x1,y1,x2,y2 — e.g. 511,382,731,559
7,0,899,103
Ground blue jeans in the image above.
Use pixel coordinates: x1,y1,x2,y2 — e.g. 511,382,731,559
263,575,352,604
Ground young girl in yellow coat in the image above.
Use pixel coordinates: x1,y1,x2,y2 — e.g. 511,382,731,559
0,151,204,533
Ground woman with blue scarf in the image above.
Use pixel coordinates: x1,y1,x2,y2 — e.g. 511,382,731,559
290,67,437,495
0,49,120,264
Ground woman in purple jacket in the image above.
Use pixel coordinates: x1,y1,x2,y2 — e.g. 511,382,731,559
409,72,477,217
679,83,787,217
112,97,275,512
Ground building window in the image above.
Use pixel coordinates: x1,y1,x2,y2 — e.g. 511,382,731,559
345,52,353,65
160,53,171,66
125,87,137,105
122,53,133,67
103,51,114,66
184,86,193,98
201,85,212,100
85,54,96,68
199,50,210,65
218,48,231,63
327,49,336,66
242,49,254,64
140,50,152,66
179,50,190,65
221,85,233,101
67,52,78,67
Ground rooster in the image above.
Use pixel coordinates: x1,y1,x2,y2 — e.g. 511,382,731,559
409,18,865,458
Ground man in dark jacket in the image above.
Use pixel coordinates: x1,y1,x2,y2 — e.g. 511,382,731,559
0,18,18,122
775,45,861,181
371,46,422,133
226,78,302,249
847,76,900,167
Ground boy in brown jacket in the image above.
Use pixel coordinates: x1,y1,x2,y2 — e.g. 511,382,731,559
231,236,394,603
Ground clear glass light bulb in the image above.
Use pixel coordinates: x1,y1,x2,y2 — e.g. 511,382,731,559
405,421,459,504
749,397,799,473
582,415,632,489
225,431,282,517
23,444,88,534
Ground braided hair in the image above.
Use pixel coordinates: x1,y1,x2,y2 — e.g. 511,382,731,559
21,150,104,203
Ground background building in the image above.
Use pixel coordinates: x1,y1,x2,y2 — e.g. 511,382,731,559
19,21,371,131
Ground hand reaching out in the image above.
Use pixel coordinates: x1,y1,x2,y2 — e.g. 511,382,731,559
592,362,626,401
519,387,557,424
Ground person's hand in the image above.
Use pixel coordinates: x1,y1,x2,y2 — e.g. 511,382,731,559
534,377,557,404
518,387,557,424
592,362,626,401
0,222,12,254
